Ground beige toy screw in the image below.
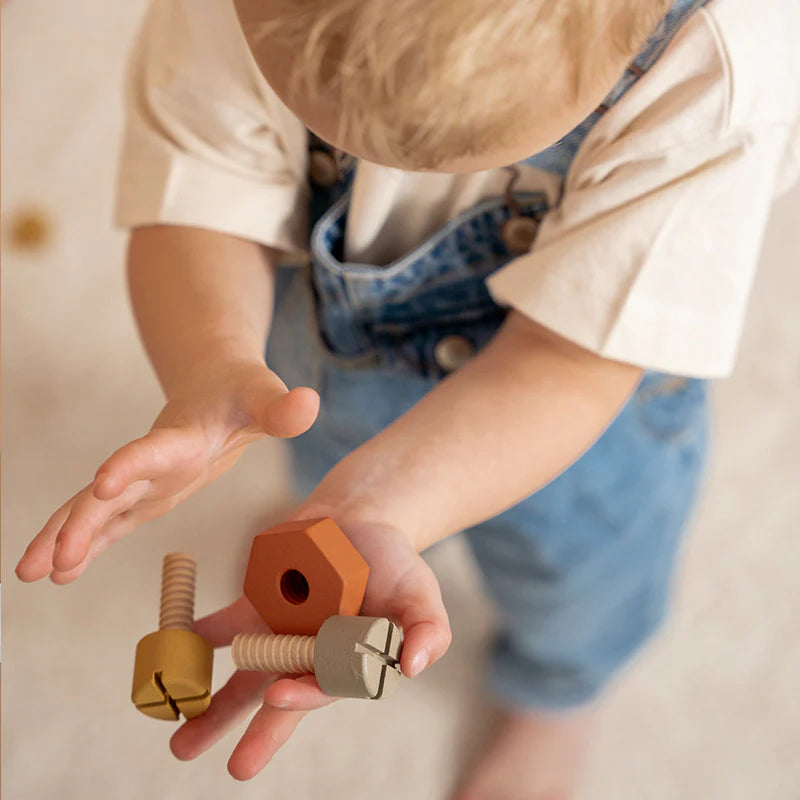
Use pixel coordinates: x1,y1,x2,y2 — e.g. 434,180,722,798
131,553,214,720
233,616,403,700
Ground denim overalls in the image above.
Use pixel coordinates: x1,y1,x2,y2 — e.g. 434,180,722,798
269,0,710,710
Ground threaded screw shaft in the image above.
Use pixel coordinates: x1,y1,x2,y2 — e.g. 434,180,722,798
232,633,316,674
159,553,196,631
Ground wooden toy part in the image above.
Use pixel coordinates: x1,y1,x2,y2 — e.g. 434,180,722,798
243,518,370,635
131,554,213,720
232,615,404,700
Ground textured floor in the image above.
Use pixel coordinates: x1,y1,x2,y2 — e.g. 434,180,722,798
2,2,799,799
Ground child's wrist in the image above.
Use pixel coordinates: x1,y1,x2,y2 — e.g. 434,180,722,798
289,497,428,552
161,343,267,399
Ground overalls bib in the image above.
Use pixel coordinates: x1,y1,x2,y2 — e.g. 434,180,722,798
268,0,710,709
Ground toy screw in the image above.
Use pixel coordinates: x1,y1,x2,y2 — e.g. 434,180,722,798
159,552,197,630
131,553,214,720
232,615,403,700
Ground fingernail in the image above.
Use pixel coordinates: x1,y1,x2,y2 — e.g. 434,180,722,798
409,649,430,678
269,700,290,710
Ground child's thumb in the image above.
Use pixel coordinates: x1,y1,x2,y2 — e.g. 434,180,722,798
254,384,319,438
394,577,452,679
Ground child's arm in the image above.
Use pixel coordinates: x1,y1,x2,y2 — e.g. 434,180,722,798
296,310,643,550
126,223,279,396
169,315,642,779
15,224,319,584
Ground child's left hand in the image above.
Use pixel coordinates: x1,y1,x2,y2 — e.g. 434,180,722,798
170,512,451,780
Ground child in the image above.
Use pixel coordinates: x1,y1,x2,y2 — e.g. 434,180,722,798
16,0,800,796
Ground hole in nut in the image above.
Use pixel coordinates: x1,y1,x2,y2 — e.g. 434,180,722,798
280,569,310,605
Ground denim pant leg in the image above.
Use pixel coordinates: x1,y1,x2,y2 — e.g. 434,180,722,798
465,374,709,711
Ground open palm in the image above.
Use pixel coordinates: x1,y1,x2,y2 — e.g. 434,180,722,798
16,359,319,584
170,515,452,781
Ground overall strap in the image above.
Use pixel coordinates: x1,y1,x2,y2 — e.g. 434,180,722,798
522,0,713,176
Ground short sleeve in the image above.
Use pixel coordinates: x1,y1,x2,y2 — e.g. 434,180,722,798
486,5,798,378
115,0,310,262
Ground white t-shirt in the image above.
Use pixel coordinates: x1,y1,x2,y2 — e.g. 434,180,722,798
115,0,800,378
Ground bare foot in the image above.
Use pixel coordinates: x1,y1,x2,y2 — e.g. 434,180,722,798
452,706,596,800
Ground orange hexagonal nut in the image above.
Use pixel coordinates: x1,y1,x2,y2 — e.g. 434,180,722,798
243,518,370,635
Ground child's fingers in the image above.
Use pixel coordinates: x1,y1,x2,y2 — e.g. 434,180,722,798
49,482,213,585
52,480,150,572
15,500,74,581
93,427,206,501
48,516,130,584
170,669,274,761
18,483,140,582
262,675,339,711
49,555,94,585
226,701,309,781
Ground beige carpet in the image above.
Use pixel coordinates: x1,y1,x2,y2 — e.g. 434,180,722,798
3,2,799,798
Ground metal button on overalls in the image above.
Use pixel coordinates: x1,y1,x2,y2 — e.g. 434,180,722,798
309,149,340,188
433,335,475,372
501,215,540,254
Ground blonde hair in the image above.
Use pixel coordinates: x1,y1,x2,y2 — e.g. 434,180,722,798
254,0,670,168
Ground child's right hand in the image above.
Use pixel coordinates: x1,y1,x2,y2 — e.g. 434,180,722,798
15,357,319,585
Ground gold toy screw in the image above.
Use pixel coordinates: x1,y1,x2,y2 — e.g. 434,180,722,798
159,552,196,631
131,553,214,720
